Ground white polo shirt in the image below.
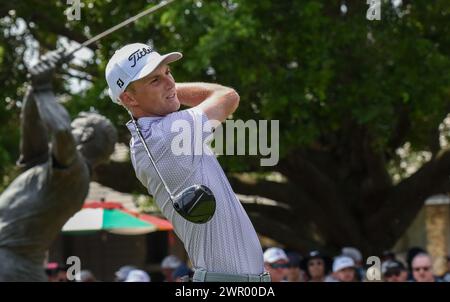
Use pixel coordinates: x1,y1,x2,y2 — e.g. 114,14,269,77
126,107,264,275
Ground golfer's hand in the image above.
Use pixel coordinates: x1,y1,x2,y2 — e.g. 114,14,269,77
28,49,71,90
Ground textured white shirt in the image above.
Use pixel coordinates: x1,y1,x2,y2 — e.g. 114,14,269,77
126,107,264,274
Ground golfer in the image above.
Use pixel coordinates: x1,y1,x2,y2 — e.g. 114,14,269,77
106,43,269,282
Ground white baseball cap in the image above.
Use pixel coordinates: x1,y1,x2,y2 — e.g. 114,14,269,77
125,269,151,282
161,255,182,269
341,247,363,263
263,247,289,263
105,43,182,104
333,255,355,272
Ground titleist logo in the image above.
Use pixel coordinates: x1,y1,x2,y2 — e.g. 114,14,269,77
128,47,153,67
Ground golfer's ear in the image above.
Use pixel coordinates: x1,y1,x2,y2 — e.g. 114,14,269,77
119,91,137,107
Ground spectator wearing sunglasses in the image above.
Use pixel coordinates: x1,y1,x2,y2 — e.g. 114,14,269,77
411,253,445,282
263,247,289,282
381,260,408,282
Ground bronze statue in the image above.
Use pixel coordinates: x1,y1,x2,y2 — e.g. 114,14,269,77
0,50,117,281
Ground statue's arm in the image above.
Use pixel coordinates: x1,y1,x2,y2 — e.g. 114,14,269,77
26,50,77,168
33,90,77,168
16,86,50,169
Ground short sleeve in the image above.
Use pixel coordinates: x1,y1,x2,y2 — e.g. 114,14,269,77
157,107,215,159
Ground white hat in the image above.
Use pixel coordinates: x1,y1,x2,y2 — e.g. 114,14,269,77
333,255,355,272
125,269,151,282
114,265,137,281
161,255,182,269
263,247,288,263
75,270,96,282
341,247,362,263
105,43,182,104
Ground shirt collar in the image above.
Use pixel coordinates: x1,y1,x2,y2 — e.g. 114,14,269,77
126,116,163,134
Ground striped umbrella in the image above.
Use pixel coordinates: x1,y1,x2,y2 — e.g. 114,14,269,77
62,201,173,235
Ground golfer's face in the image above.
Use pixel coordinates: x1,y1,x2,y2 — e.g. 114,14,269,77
130,64,180,116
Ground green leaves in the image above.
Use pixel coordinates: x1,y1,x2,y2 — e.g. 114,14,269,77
0,0,449,178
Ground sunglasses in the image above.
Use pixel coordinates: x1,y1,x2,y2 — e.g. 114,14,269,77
413,266,431,272
269,263,289,269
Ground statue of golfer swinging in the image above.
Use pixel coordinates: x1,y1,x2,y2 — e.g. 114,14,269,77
0,50,117,281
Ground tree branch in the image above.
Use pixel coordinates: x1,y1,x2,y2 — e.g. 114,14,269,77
7,2,97,52
278,151,365,246
28,19,96,53
92,160,147,194
388,105,411,154
366,147,450,250
229,175,299,205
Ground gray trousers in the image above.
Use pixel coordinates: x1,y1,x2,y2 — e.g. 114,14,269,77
193,268,271,282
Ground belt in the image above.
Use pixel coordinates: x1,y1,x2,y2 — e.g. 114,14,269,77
193,269,271,282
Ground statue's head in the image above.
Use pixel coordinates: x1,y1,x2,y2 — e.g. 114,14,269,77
71,112,118,168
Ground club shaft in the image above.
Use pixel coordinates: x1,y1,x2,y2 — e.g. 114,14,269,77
129,112,175,201
65,0,176,59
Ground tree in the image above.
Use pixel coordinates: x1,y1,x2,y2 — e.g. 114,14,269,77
1,0,449,254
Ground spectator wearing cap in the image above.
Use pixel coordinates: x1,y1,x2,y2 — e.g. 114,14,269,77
115,265,137,282
331,255,356,282
172,264,193,282
302,250,331,282
75,270,97,282
161,255,182,282
341,247,364,281
125,269,151,282
382,260,408,282
45,262,68,282
263,247,289,282
45,262,59,282
411,253,444,282
286,252,306,282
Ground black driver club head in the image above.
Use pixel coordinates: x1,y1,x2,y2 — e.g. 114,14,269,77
172,185,216,224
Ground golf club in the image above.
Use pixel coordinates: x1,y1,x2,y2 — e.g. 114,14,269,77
65,0,177,60
28,1,179,77
128,111,216,224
